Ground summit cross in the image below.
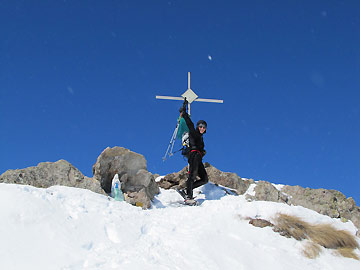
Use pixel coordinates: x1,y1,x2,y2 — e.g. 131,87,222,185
156,72,223,114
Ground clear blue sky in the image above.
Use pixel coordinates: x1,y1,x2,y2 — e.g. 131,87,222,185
1,1,359,203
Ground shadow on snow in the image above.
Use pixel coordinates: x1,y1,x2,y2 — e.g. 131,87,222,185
152,182,238,209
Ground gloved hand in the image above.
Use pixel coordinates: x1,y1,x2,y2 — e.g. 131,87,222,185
179,106,185,113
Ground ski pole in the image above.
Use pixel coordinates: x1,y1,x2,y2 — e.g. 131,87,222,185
162,112,183,161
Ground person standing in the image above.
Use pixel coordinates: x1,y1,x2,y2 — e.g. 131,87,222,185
178,99,208,204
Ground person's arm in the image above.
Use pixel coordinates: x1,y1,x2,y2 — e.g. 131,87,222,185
182,111,196,134
179,99,196,134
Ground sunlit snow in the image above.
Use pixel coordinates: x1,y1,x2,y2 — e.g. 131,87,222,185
0,183,359,269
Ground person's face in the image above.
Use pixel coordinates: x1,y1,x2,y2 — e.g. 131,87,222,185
198,125,206,134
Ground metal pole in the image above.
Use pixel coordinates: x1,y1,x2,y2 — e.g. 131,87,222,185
163,125,178,160
188,72,191,89
195,98,224,103
162,112,183,160
156,96,183,101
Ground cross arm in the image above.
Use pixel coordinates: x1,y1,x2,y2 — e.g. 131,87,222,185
194,98,224,103
156,95,184,101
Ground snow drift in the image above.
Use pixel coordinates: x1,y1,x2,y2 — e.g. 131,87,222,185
0,182,359,270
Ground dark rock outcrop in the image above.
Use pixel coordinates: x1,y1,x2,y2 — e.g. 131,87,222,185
0,160,105,195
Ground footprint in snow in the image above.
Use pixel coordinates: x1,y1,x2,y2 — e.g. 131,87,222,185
105,224,121,243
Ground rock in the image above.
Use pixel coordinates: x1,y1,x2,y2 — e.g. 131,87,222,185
158,166,189,190
350,207,360,237
0,160,105,195
134,169,159,199
204,163,254,195
158,163,254,195
282,185,360,234
243,182,360,234
249,218,274,228
92,147,159,208
92,146,147,193
246,181,281,202
126,188,151,209
282,186,340,218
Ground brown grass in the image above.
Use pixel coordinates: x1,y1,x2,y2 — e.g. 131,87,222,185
308,223,359,249
274,214,309,240
302,241,322,259
273,213,359,260
335,248,360,260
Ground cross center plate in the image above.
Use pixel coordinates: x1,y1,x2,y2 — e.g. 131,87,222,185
181,89,198,103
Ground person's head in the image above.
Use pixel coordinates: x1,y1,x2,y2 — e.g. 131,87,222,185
196,120,207,134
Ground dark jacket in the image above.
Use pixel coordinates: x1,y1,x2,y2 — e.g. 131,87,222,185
182,112,205,154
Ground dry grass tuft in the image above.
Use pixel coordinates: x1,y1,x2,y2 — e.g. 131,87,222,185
274,214,309,240
334,248,360,260
308,223,359,249
273,213,359,260
302,241,322,259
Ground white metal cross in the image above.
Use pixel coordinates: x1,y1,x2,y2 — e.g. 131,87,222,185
156,72,223,115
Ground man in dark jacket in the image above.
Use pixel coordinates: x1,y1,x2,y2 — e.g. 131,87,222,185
178,99,209,202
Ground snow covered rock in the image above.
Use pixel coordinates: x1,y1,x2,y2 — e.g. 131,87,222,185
92,146,159,208
246,181,289,203
0,160,105,195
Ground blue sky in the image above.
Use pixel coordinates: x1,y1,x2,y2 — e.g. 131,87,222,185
1,1,359,203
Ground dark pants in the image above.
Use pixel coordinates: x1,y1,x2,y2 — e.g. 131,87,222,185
186,151,208,198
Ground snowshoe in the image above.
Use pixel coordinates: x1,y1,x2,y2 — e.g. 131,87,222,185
184,198,198,206
176,188,198,206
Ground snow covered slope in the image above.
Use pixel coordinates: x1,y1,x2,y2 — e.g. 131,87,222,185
0,182,359,270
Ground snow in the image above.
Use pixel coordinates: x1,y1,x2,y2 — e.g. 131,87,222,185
0,182,359,269
155,175,164,182
273,183,285,191
244,183,257,196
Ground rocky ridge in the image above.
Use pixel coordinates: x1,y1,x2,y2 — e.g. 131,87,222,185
0,146,359,235
0,147,159,209
0,159,105,195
